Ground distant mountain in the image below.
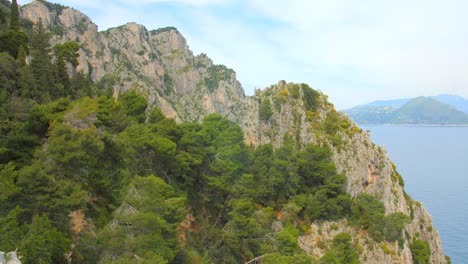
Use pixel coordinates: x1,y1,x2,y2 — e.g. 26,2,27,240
366,98,411,108
430,94,468,114
344,96,468,125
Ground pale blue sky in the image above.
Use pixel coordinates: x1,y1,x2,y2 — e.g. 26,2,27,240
19,0,468,109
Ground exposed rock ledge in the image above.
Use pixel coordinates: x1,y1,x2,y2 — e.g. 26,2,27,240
0,252,21,264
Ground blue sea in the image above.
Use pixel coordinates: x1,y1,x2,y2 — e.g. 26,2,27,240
362,126,468,264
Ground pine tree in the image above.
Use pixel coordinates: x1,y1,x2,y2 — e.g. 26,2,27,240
0,7,7,30
9,0,19,31
53,41,80,96
16,45,26,66
30,18,54,101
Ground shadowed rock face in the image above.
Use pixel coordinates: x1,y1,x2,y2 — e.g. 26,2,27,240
19,1,448,263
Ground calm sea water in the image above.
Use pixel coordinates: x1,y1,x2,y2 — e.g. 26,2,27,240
362,126,468,264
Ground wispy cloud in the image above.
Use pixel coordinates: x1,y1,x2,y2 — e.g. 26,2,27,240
137,0,231,5
18,0,468,108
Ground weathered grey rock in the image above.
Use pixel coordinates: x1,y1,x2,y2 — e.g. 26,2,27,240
0,252,21,264
19,1,448,263
5,252,21,264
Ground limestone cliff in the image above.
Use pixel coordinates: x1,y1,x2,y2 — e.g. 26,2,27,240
19,1,447,263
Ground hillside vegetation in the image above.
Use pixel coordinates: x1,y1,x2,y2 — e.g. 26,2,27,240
0,1,448,263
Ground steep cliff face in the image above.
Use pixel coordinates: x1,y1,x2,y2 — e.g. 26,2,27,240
19,1,447,263
21,2,245,123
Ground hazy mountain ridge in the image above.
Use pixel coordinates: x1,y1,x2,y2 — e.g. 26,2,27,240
344,95,468,125
4,1,448,263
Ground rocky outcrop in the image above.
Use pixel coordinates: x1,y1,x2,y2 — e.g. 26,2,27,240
0,252,21,264
21,2,245,123
298,220,413,263
19,1,448,263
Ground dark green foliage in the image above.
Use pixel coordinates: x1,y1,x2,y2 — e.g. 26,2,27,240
0,30,28,58
16,44,26,66
25,98,70,138
0,8,6,30
37,0,67,15
275,225,301,255
0,0,27,59
250,141,351,221
203,65,234,92
69,73,97,98
21,214,71,264
148,106,165,123
0,33,398,262
383,213,410,242
290,84,300,98
321,233,360,264
96,96,133,132
119,90,148,123
322,110,346,148
150,26,178,35
0,52,18,97
163,73,175,95
260,98,273,121
96,73,119,95
0,122,35,165
352,194,409,242
352,193,385,241
53,41,80,94
97,176,186,263
30,18,55,100
0,206,24,252
9,0,18,31
263,253,314,264
410,240,431,264
302,83,320,111
117,123,177,177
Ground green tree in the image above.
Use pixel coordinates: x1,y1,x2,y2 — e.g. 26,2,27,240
263,253,314,264
96,96,133,132
410,240,430,264
352,193,385,241
47,124,104,182
15,160,86,227
321,233,360,264
0,162,20,203
30,18,54,100
9,0,19,31
0,52,18,98
275,225,301,255
16,44,26,66
117,123,176,179
260,98,273,121
53,41,80,95
98,175,186,263
0,7,6,30
0,206,24,252
53,41,80,67
21,214,71,264
0,0,27,59
383,213,410,242
69,73,96,98
0,30,28,59
119,90,148,123
148,106,165,123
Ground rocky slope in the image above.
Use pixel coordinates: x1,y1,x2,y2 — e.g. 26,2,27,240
19,1,447,263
